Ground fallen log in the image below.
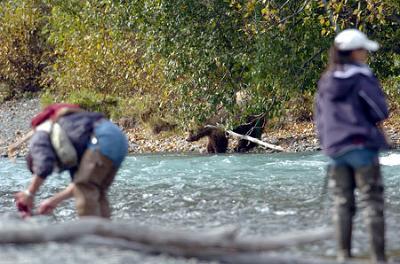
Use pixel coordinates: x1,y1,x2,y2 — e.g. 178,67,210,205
67,235,400,264
205,125,286,152
7,129,34,158
4,218,396,264
74,236,374,264
0,217,332,251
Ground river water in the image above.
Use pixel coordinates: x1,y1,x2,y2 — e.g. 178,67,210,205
1,151,399,263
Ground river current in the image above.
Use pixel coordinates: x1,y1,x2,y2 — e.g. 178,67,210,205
0,151,399,263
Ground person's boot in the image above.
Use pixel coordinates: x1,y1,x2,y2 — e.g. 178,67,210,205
335,212,352,262
355,164,386,263
328,165,355,262
369,216,386,263
73,149,116,217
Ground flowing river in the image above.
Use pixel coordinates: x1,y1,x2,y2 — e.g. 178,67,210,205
1,151,399,263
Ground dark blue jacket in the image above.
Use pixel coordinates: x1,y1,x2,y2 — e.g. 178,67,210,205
28,111,104,179
315,63,389,157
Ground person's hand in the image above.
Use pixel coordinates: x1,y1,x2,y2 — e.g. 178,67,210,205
38,199,57,215
15,191,34,217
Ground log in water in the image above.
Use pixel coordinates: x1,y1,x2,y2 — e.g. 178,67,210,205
0,217,337,263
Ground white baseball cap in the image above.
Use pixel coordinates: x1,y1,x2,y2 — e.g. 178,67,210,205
334,29,379,51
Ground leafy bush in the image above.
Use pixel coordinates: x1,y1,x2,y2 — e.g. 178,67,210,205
40,88,117,115
1,0,399,130
41,0,168,118
0,0,52,100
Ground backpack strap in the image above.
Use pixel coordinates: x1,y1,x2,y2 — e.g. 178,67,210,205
35,119,78,168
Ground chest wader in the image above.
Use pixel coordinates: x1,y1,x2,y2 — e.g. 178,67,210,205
73,148,117,218
329,164,386,263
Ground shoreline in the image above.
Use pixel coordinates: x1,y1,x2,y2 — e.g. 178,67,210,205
1,97,399,157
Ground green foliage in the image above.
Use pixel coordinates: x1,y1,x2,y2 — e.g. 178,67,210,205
0,82,12,103
1,0,399,128
108,95,161,123
136,0,399,126
382,54,400,108
135,0,254,126
43,0,165,105
0,0,52,100
320,0,400,78
41,88,117,115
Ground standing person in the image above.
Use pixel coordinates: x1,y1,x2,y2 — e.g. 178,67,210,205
15,103,128,218
315,29,389,263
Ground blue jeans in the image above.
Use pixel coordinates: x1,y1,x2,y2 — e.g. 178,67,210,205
330,148,379,169
88,120,128,168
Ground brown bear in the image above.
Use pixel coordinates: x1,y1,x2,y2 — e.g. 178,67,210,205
186,90,266,154
186,126,228,153
186,114,266,154
232,113,266,152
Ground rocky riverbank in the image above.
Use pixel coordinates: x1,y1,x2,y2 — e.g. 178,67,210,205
1,97,399,157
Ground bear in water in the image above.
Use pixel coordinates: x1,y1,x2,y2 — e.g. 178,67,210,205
186,126,228,153
232,114,266,153
186,90,266,154
186,114,265,154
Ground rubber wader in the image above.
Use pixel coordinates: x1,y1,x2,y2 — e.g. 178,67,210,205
355,164,386,263
73,149,117,218
329,164,386,263
329,165,355,262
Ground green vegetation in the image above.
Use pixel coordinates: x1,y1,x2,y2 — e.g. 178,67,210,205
0,0,52,101
0,0,399,130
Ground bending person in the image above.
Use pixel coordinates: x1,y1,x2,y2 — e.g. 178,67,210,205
15,103,128,218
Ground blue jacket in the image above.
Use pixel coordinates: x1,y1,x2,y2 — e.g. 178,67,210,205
28,112,104,179
314,63,389,157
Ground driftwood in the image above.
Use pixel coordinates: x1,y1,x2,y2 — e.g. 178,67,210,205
0,217,333,249
74,236,352,264
205,125,286,152
226,129,285,152
0,217,335,263
7,129,34,157
3,218,397,264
